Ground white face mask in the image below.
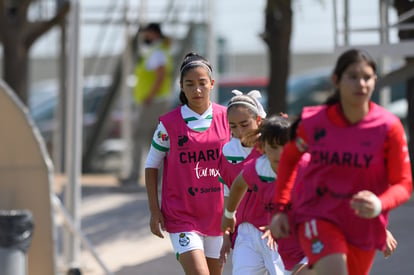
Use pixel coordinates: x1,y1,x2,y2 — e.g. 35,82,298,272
140,44,153,55
139,39,161,56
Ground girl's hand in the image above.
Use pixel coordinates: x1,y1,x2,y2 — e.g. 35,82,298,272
270,212,290,239
221,215,236,234
149,209,165,238
259,226,277,251
350,190,382,218
383,229,398,259
219,232,232,265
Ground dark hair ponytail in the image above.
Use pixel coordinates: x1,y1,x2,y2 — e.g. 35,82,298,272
258,115,291,146
289,116,301,141
179,91,188,105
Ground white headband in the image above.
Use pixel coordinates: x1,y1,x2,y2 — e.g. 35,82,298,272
180,60,212,75
227,89,267,118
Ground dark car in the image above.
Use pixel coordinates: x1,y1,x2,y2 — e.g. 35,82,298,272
217,68,334,116
217,68,407,120
29,76,122,165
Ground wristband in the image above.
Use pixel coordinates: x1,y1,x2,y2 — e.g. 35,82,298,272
224,209,236,219
274,203,289,213
371,195,382,218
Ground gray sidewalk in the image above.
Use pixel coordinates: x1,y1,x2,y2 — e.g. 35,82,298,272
55,176,232,275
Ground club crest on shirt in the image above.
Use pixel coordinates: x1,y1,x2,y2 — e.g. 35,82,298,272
311,238,324,254
264,202,275,213
296,137,308,152
157,130,169,142
178,135,189,146
313,127,326,142
179,233,190,247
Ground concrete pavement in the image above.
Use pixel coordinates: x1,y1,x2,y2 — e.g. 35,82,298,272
54,175,231,275
55,175,414,274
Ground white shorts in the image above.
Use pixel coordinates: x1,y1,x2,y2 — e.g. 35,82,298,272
169,232,223,259
232,223,286,275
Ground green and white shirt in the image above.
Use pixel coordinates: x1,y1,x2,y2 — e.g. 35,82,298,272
255,155,276,183
145,104,213,168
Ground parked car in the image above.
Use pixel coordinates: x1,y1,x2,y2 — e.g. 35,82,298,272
217,68,334,116
217,68,407,120
32,70,405,174
29,76,123,171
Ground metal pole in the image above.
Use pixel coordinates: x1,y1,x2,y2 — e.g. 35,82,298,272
55,0,68,174
332,0,339,48
64,0,83,271
120,0,133,179
207,0,218,103
52,196,114,275
379,0,391,107
344,0,349,45
0,210,33,275
139,0,147,24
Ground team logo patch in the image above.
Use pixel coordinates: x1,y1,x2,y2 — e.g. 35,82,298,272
178,135,189,146
296,137,308,152
188,187,198,196
264,202,275,213
179,233,190,247
313,127,326,142
157,130,169,142
311,238,324,254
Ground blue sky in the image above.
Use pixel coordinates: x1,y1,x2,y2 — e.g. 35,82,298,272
31,0,400,56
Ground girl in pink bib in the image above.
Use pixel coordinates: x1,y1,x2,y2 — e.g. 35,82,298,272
270,49,412,275
218,89,267,270
145,52,231,275
222,115,295,275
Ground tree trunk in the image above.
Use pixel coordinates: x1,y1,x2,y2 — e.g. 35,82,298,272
3,35,29,104
0,1,70,105
393,0,414,177
262,0,292,115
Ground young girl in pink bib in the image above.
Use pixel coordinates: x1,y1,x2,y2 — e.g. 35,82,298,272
222,115,293,275
145,52,231,275
217,90,270,270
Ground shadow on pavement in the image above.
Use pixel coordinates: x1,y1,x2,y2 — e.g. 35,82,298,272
116,253,182,275
66,181,414,275
116,252,233,275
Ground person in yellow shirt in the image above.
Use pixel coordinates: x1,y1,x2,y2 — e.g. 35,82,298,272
121,22,173,185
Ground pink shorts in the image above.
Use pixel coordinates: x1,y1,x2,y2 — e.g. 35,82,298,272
298,219,376,275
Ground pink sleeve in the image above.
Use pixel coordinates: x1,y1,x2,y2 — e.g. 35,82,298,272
379,120,413,211
273,124,306,210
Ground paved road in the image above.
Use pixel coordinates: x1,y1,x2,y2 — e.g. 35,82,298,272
56,182,232,275
58,180,414,275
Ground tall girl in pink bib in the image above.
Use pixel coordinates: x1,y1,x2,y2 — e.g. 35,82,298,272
270,49,412,275
144,52,231,275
